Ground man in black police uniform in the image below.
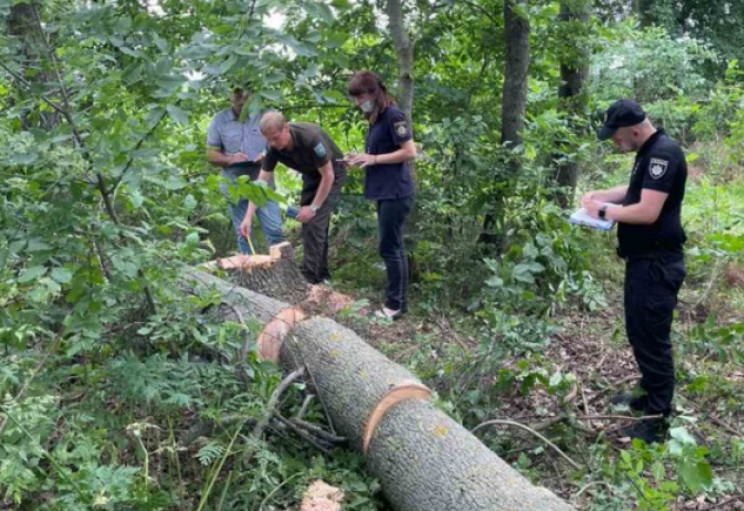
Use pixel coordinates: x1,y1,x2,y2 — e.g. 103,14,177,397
582,99,687,443
240,111,346,284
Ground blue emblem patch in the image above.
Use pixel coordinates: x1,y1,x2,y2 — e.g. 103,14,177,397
314,143,327,158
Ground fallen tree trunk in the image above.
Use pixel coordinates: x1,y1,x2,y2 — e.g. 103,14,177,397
186,268,576,511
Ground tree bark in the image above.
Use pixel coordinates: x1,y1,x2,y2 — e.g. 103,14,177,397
385,0,414,124
501,0,530,148
553,1,589,208
186,269,576,511
6,1,60,130
384,0,419,282
479,0,530,245
635,0,658,28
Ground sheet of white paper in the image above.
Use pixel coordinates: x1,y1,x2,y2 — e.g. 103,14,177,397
569,207,615,231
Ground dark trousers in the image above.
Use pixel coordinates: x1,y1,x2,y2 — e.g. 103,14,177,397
376,196,414,310
624,251,685,416
299,167,346,284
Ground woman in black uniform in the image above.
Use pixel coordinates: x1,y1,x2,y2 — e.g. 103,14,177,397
346,71,417,319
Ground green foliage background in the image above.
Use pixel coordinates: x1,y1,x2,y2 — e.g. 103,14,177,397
1,0,744,509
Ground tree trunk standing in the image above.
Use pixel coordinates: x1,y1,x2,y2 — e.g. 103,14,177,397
553,1,589,208
6,1,60,129
635,0,658,27
385,0,421,281
500,0,530,148
479,0,530,245
384,0,414,125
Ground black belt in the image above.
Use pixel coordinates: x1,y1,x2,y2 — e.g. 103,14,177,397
617,247,683,262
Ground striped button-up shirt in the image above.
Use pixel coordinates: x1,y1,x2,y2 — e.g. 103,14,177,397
207,108,267,181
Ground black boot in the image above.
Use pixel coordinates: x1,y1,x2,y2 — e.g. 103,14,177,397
610,392,648,413
618,418,668,444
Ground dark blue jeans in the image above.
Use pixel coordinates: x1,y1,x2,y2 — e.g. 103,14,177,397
376,196,414,311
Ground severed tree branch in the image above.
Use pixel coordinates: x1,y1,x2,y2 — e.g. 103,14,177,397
251,366,306,438
272,415,333,454
289,416,346,444
473,419,582,471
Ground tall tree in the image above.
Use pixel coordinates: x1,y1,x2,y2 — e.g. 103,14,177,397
480,0,530,245
500,0,530,148
5,1,60,129
553,0,590,208
384,0,414,124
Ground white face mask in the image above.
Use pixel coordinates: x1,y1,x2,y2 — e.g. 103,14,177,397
360,99,374,113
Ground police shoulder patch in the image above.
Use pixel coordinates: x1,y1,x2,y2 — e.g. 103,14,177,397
313,142,327,158
648,157,669,180
394,121,408,138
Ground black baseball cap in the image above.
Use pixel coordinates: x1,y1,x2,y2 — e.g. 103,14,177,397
597,99,646,140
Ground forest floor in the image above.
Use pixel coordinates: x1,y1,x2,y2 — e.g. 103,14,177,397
331,267,744,510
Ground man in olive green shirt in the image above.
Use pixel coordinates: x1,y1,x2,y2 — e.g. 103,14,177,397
240,111,346,284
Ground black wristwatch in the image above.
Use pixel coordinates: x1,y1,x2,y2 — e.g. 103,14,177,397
598,204,608,220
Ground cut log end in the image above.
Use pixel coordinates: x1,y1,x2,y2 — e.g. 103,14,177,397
202,253,275,270
362,382,432,453
204,243,309,304
257,307,307,362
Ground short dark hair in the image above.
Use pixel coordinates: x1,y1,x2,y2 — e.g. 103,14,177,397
229,86,254,99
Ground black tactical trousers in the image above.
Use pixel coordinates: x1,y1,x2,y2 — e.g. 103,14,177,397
376,196,414,311
623,251,685,416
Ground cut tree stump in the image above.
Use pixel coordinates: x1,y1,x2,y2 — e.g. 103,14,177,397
203,242,309,304
186,267,576,511
204,242,364,317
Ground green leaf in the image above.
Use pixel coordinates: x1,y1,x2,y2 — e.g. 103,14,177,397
10,152,39,165
131,189,144,208
678,459,713,492
164,175,187,190
184,194,197,210
620,450,632,467
651,460,665,480
548,371,563,387
27,239,52,252
263,71,286,84
669,427,697,446
485,276,503,287
219,55,238,74
51,267,73,284
166,104,189,125
259,89,282,102
156,74,187,95
19,265,48,283
304,2,334,23
119,46,142,58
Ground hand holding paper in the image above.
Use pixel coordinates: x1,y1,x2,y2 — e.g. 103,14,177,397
569,206,615,230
